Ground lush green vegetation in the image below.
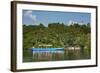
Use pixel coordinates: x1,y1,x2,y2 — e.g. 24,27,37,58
23,23,90,48
23,23,91,62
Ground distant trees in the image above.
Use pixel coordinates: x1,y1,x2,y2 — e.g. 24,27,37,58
23,22,90,49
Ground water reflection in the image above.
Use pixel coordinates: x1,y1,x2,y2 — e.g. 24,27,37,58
23,47,91,62
32,48,64,61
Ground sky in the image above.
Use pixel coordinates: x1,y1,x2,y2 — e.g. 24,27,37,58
22,10,91,26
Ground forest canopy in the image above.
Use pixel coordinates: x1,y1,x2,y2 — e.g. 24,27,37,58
23,23,91,49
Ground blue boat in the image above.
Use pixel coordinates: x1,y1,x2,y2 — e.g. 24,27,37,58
32,48,64,53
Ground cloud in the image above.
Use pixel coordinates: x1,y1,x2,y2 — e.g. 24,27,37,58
68,20,85,25
24,10,36,22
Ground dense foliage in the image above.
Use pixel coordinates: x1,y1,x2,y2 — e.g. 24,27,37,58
23,23,91,61
23,23,90,48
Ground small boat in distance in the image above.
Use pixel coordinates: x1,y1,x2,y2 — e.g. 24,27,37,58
32,48,64,53
31,44,64,53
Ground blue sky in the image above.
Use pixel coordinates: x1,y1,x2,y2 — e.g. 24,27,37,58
23,10,91,26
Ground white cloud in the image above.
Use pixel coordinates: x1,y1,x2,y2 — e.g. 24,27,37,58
24,10,36,22
68,20,85,25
